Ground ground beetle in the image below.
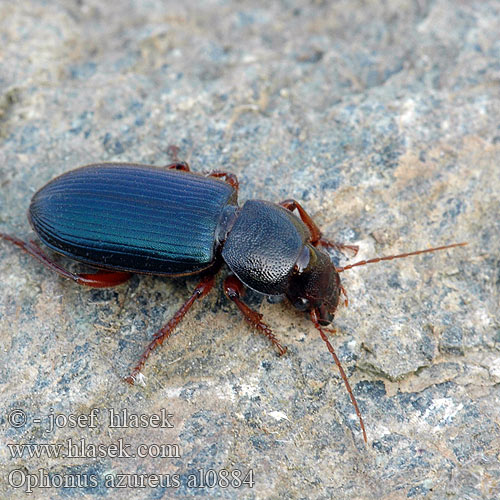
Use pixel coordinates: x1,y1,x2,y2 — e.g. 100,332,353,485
0,149,467,443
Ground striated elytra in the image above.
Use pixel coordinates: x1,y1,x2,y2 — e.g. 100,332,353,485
29,164,238,275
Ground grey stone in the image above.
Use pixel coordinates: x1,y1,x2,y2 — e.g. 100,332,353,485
1,1,499,499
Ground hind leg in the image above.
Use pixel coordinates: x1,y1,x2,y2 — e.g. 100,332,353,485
1,233,132,287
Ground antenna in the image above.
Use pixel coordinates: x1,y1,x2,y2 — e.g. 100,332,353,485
336,242,467,273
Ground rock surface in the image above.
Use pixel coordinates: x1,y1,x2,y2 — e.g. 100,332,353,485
0,1,498,499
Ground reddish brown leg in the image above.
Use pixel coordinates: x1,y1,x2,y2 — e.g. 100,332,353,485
339,283,349,307
0,233,132,287
318,325,338,335
279,199,357,256
164,145,239,191
165,161,191,171
223,275,287,356
206,171,239,192
125,274,216,384
311,309,367,444
318,239,359,257
164,145,190,171
166,165,239,191
280,199,322,243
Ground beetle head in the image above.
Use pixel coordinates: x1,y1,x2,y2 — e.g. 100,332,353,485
286,244,341,326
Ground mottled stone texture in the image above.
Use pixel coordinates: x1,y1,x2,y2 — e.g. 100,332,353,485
0,1,498,499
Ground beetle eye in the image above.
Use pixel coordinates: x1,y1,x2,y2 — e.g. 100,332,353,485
293,297,310,311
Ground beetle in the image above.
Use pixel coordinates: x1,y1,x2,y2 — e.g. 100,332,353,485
0,152,466,443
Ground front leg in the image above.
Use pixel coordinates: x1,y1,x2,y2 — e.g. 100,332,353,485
279,199,358,256
223,275,287,356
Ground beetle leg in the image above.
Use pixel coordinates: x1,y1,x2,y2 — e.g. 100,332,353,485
317,239,359,257
164,163,239,192
339,283,349,307
0,233,132,287
280,199,322,242
279,199,358,256
162,145,190,171
223,275,287,356
164,144,239,190
125,273,216,385
165,161,191,171
164,154,238,192
206,171,239,192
